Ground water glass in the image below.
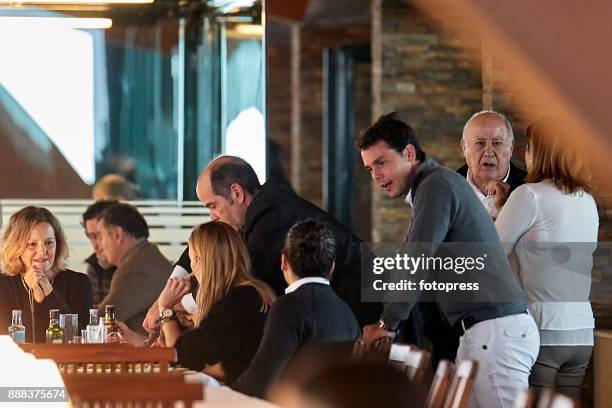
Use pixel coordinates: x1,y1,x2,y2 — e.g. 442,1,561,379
59,314,79,343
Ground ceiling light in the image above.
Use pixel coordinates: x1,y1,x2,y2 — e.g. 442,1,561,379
233,23,262,36
0,0,153,4
0,15,112,28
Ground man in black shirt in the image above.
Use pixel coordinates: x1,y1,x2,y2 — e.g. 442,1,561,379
81,200,117,307
144,156,383,331
232,220,361,398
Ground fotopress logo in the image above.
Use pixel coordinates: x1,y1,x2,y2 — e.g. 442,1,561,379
371,253,488,275
361,241,612,304
360,242,524,303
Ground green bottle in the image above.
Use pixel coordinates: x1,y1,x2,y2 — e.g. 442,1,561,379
45,309,64,344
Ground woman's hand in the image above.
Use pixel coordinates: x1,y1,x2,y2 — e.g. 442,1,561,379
23,267,49,303
158,278,192,313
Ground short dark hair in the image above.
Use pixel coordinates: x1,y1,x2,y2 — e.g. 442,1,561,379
282,219,336,278
357,112,426,161
98,203,149,239
209,156,261,203
81,200,118,227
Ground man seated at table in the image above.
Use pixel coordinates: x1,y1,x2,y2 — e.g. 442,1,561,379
81,200,117,307
97,203,171,334
232,219,361,398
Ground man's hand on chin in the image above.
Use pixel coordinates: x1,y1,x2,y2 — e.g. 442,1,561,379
362,324,396,348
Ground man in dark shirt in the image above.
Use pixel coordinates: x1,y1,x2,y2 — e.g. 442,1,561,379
144,156,383,331
81,200,117,307
232,220,361,398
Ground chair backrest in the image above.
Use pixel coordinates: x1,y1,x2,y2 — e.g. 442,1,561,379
27,344,175,374
64,374,203,408
403,349,431,387
443,359,478,408
388,343,414,370
537,389,579,408
352,338,366,358
0,199,210,267
373,336,393,356
426,360,454,408
512,389,535,408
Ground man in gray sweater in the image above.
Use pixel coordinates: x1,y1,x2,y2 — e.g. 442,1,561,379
359,112,539,408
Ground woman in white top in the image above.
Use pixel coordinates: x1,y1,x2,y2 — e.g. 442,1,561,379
495,117,598,399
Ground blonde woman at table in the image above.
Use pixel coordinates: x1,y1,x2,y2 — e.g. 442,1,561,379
495,117,598,399
0,206,93,342
120,221,276,383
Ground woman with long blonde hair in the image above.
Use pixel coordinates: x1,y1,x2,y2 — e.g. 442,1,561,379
496,117,598,398
134,221,275,382
0,206,93,342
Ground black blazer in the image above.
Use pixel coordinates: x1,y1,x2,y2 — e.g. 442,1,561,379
176,181,382,327
232,282,361,398
457,161,527,194
174,285,267,384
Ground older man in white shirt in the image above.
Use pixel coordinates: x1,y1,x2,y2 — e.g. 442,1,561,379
458,110,527,219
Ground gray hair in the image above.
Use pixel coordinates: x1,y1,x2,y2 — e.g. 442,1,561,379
462,110,514,141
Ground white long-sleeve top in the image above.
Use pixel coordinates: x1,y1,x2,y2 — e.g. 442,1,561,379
495,179,599,346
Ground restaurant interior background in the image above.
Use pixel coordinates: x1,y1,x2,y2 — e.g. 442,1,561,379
1,0,612,405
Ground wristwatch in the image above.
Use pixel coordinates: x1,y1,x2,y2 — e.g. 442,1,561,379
159,309,174,323
377,319,398,334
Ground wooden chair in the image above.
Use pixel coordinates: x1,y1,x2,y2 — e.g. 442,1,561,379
388,344,431,387
371,336,393,361
443,359,478,408
537,389,580,408
426,360,454,408
388,343,414,370
512,389,536,408
27,344,175,374
403,348,431,387
352,338,366,358
64,374,203,408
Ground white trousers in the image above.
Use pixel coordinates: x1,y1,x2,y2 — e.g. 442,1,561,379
456,312,540,408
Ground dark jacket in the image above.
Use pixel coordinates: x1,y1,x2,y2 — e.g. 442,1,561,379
84,253,116,307
175,182,382,327
98,239,172,334
232,282,361,397
244,182,381,327
0,269,93,343
457,162,527,194
175,285,268,384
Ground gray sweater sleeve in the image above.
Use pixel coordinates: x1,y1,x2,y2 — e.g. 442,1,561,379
381,171,458,329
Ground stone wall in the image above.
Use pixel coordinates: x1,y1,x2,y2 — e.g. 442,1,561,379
372,0,484,241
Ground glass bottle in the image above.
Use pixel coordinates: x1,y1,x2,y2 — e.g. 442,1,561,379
98,313,107,342
86,309,99,344
8,310,26,344
104,305,119,343
45,309,64,344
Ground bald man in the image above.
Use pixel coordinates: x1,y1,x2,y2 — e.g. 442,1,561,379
144,156,383,333
458,110,526,219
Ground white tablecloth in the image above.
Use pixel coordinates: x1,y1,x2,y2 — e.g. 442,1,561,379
184,372,281,408
196,386,282,408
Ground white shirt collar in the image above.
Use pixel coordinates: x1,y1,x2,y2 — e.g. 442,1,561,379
405,190,413,207
284,277,330,294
